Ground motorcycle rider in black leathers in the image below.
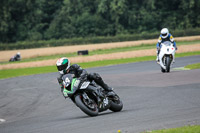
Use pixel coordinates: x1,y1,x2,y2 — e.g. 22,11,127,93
9,52,21,62
56,57,114,98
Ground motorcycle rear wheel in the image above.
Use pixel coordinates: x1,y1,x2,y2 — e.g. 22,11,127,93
75,94,98,117
109,95,123,112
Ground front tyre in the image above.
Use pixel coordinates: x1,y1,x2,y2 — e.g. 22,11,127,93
166,56,171,72
109,94,123,112
161,67,166,73
75,94,98,117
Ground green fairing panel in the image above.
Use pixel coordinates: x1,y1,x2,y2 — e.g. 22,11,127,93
63,78,76,96
71,78,76,91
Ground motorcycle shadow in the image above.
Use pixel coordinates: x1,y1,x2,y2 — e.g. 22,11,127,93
60,110,127,121
160,70,182,74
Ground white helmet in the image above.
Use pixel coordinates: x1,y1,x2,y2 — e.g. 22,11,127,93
161,28,169,39
56,57,70,74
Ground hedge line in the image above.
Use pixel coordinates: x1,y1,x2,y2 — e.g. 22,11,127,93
1,28,200,50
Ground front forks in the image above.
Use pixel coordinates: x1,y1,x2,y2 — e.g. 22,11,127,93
163,55,173,66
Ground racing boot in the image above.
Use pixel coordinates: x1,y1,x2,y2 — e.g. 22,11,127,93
96,80,116,97
156,56,159,62
89,73,115,96
104,87,116,97
93,76,112,91
103,84,113,92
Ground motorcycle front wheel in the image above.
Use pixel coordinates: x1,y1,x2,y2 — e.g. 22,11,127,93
161,67,166,73
75,94,99,117
166,56,172,72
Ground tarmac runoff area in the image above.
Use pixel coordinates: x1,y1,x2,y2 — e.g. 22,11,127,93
0,56,200,133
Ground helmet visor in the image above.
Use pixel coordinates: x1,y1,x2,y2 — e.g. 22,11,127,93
57,63,68,71
162,33,167,37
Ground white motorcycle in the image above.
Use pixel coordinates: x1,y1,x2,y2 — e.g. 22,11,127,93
158,41,176,73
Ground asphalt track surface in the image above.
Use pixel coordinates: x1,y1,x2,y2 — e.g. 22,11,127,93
0,55,200,133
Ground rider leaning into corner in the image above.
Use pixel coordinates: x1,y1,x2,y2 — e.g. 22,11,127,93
56,57,115,98
156,28,178,62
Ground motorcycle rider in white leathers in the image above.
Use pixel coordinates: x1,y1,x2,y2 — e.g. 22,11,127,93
156,28,177,62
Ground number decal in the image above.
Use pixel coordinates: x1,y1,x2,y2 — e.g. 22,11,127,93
63,77,70,87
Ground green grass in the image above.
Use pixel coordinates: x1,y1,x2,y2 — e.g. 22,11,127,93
176,51,200,57
1,40,200,64
1,51,200,79
145,125,200,133
0,56,155,79
0,66,57,79
185,63,200,70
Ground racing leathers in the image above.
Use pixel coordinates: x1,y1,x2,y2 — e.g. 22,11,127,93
57,64,113,98
156,34,177,61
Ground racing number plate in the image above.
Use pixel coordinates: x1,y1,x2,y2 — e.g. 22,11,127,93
80,82,90,89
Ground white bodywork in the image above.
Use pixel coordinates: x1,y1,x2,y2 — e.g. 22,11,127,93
159,41,176,70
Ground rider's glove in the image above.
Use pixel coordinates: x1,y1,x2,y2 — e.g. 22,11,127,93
62,88,69,98
176,47,178,50
57,77,65,90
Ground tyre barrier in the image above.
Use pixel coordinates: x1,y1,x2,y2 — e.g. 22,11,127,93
77,50,89,55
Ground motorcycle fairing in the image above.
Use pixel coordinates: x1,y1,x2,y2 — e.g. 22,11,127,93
159,41,175,69
63,78,77,97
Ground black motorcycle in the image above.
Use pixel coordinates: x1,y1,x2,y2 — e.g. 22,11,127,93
59,74,123,116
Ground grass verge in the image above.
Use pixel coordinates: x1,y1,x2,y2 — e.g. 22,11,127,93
0,66,57,79
145,125,200,133
185,63,200,70
0,51,200,79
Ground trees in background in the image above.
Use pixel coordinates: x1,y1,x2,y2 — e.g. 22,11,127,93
0,0,200,43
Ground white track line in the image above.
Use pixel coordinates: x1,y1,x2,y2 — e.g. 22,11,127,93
173,67,190,70
0,119,6,123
